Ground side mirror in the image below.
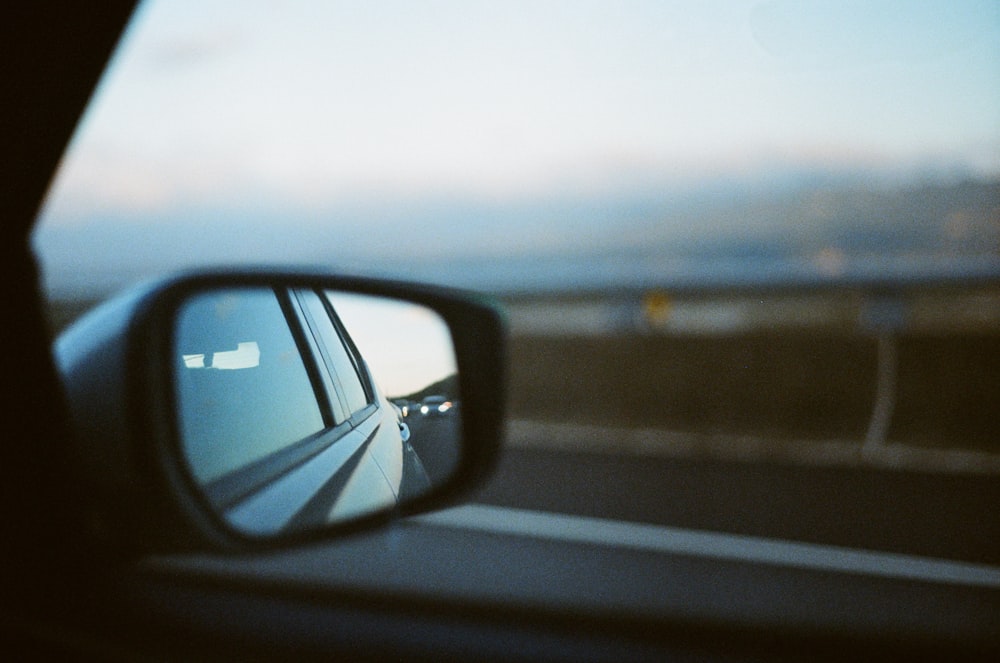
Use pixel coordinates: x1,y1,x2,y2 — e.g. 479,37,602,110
55,270,505,553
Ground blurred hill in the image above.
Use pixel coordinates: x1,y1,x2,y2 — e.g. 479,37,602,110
35,174,1000,299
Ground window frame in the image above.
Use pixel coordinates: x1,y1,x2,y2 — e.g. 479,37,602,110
292,288,378,428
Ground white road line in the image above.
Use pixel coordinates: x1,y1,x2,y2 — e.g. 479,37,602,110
503,420,1000,474
414,504,1000,589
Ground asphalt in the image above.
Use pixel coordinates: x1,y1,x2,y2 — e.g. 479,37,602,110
471,434,1000,565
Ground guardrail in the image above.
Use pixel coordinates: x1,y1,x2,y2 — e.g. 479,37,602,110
504,284,1000,455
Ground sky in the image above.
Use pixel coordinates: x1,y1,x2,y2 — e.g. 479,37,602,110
33,0,1000,294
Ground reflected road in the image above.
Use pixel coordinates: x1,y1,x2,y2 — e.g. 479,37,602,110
405,413,460,485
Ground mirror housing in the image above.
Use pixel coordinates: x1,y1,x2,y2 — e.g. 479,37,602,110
54,269,505,555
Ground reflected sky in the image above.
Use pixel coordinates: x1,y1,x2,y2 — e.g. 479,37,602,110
328,292,456,399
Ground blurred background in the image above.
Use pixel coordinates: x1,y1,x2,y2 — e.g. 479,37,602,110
36,0,1000,478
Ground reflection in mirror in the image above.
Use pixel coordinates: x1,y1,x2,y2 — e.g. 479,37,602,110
172,286,460,537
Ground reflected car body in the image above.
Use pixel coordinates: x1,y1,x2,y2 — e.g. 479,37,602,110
391,399,414,418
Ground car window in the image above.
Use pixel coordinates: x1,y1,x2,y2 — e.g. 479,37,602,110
175,288,326,483
296,289,371,417
34,0,1000,560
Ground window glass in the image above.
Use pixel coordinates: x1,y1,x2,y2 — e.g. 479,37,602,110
175,288,325,483
300,290,371,416
34,1,1000,558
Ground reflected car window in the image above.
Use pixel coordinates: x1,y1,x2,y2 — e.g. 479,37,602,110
298,289,370,417
175,288,325,483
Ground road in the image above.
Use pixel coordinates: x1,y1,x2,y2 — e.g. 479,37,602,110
401,414,999,564
156,415,1000,651
470,437,1000,565
159,438,1000,651
404,413,461,485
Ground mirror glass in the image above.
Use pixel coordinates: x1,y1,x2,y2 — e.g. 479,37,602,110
172,285,460,536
